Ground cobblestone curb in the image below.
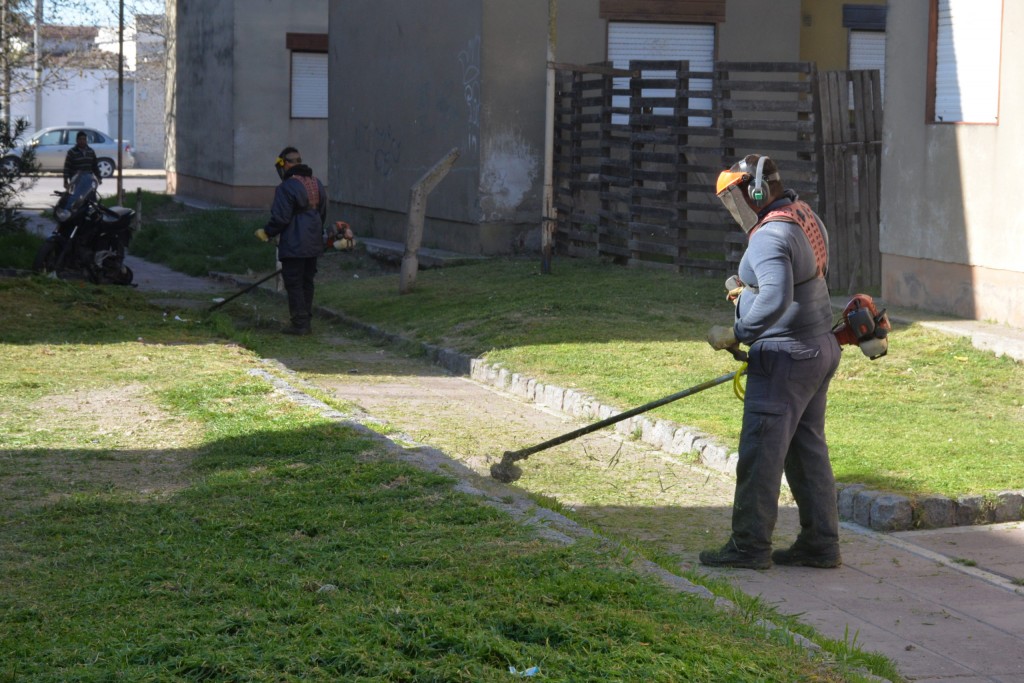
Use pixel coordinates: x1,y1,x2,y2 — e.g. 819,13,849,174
312,301,1024,532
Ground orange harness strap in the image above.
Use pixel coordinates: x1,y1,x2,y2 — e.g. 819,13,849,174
295,175,320,210
752,201,828,279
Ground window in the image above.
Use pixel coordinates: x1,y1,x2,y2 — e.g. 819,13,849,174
287,33,328,119
607,22,715,127
37,130,63,145
849,30,886,103
928,0,1002,123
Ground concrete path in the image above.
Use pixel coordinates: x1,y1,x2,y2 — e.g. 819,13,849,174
46,251,1024,682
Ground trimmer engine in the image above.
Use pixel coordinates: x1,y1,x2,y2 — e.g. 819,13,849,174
833,294,891,360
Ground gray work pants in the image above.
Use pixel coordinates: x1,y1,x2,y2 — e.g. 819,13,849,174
280,256,318,329
731,331,842,555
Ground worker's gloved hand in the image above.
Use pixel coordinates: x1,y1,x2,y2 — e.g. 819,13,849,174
724,275,744,305
254,228,269,242
707,325,738,351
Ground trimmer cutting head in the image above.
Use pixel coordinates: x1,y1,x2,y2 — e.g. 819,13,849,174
489,458,523,483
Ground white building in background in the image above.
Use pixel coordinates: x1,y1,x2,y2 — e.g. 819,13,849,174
8,15,166,168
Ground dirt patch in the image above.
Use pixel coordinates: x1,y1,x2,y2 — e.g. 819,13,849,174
4,384,203,515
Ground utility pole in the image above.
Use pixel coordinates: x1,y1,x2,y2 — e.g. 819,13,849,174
33,0,41,131
1,0,10,129
116,0,124,203
540,0,557,274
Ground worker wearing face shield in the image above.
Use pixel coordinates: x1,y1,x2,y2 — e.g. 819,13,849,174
700,154,843,571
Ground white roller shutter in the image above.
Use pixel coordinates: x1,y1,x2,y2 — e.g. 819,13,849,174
849,30,886,97
934,0,1002,123
608,22,714,127
291,52,328,119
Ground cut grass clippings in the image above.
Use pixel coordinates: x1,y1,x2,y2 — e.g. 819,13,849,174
0,278,878,682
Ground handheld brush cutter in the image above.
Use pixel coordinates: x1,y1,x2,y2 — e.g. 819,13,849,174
490,347,748,483
208,222,357,313
491,294,891,484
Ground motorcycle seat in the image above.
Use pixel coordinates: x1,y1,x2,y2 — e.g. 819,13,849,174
102,206,134,222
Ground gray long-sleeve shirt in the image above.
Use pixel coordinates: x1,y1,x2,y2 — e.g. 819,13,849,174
733,197,834,343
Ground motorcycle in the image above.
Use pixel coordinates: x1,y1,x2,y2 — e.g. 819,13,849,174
32,172,136,285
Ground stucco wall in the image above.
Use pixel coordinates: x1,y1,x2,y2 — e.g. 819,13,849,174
169,0,234,185
798,0,886,71
168,0,328,206
720,1,801,61
880,2,1024,326
328,0,481,250
134,28,166,169
233,1,329,188
10,68,116,134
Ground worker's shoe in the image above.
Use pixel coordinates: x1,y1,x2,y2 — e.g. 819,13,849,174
282,324,312,336
771,542,842,569
698,539,772,570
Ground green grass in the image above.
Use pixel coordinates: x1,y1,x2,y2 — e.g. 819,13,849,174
307,258,1023,499
129,203,274,277
0,278,885,682
118,198,1024,498
0,229,43,270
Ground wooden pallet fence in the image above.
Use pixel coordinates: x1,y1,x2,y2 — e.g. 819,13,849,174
817,69,883,293
552,61,881,286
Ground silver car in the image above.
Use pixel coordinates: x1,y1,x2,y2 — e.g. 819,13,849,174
1,126,136,178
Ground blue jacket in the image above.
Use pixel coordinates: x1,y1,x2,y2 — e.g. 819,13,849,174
734,192,834,343
264,164,327,258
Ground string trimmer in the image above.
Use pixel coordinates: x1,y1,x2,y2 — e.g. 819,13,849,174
490,347,748,483
208,268,282,312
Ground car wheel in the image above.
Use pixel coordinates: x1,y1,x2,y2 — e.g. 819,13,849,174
1,156,21,174
97,158,116,178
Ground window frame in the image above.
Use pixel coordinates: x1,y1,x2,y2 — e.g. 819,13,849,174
926,0,1003,125
286,33,328,120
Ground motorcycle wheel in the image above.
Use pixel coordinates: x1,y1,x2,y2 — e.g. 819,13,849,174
32,240,60,276
115,265,134,286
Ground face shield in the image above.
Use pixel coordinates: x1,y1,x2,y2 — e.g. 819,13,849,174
274,154,301,180
715,170,759,233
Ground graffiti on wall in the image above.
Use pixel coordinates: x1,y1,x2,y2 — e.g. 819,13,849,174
354,122,402,179
459,36,481,153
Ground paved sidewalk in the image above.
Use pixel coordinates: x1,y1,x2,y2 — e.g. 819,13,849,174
50,253,1024,682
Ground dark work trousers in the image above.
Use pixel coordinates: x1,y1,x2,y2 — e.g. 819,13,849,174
280,256,318,329
731,331,842,556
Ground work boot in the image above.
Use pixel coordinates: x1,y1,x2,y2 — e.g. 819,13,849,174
699,538,772,570
771,542,842,568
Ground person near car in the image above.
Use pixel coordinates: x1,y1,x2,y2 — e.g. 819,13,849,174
63,131,100,187
698,153,843,571
254,147,327,336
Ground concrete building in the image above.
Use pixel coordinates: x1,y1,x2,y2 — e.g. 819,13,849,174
165,0,329,208
8,19,166,169
880,1,1023,327
130,14,167,168
327,0,885,256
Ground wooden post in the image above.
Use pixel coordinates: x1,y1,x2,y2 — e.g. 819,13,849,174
399,147,460,295
133,187,142,232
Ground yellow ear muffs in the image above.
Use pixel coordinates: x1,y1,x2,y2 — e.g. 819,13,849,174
275,157,285,169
